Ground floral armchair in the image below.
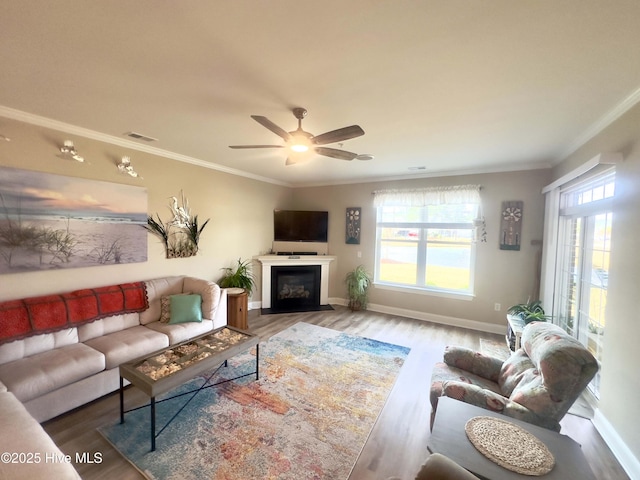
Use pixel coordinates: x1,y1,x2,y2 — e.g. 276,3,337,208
429,321,599,431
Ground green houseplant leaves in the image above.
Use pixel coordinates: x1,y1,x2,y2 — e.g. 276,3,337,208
507,300,550,324
219,258,256,297
345,265,372,311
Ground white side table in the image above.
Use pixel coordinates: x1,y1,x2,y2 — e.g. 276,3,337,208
506,314,525,351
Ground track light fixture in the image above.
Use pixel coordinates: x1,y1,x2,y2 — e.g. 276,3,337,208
59,140,84,162
117,156,142,178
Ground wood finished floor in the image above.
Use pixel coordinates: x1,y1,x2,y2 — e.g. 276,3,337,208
44,306,630,479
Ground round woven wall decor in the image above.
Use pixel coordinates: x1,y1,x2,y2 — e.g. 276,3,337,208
465,416,555,476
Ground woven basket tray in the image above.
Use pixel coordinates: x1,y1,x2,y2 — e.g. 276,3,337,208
465,416,555,476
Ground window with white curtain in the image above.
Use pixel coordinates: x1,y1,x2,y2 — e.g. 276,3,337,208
552,168,615,398
372,185,482,297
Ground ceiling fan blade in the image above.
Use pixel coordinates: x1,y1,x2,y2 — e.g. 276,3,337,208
251,115,292,142
315,147,358,161
312,125,364,145
229,145,284,149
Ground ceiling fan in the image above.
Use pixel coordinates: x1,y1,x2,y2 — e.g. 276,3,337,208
229,108,371,165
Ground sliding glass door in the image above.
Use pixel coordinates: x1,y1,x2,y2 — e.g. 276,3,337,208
553,171,614,398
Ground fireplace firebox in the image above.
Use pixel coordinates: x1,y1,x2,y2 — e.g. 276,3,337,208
270,265,321,313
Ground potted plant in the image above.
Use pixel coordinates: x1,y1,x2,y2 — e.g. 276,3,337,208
219,258,256,296
507,300,550,324
345,265,372,311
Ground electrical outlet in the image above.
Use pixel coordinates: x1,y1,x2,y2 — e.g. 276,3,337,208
357,251,362,258
494,303,501,311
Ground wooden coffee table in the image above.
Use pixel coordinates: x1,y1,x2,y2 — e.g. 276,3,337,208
119,326,259,451
428,397,596,480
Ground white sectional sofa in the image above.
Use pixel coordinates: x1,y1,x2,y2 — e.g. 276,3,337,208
0,275,228,479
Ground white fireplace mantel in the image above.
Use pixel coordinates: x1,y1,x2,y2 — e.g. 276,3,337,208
255,255,336,309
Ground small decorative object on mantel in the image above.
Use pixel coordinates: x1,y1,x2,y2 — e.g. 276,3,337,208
143,191,209,258
346,207,361,244
500,201,523,250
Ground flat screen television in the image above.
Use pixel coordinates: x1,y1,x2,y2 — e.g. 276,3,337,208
274,210,328,243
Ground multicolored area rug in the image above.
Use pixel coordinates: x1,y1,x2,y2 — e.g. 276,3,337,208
99,322,410,479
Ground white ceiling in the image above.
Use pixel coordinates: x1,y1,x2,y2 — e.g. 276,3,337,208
1,1,640,187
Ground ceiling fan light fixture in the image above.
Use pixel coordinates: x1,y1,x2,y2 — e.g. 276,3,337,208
290,143,309,153
289,131,311,153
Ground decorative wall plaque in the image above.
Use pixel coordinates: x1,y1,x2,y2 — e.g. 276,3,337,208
500,201,523,251
346,207,361,244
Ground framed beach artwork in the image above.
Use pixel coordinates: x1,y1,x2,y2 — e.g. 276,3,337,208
0,166,147,274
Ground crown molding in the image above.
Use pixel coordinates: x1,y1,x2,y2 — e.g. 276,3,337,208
291,160,553,188
0,106,292,187
556,86,640,163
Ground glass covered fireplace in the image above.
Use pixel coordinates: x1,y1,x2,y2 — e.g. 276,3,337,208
270,265,321,313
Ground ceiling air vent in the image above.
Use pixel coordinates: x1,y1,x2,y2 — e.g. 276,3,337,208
124,132,158,142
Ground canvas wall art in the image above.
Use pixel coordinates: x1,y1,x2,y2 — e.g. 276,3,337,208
0,166,147,274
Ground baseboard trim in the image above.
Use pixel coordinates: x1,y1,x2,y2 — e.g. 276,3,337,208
328,297,505,335
592,409,640,480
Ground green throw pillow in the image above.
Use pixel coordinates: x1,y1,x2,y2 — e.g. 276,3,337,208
168,294,203,324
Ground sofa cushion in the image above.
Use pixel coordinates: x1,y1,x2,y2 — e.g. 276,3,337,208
0,343,105,403
159,292,194,323
183,276,221,320
0,391,81,479
0,327,79,366
140,276,185,325
77,312,140,343
145,319,214,345
83,325,169,370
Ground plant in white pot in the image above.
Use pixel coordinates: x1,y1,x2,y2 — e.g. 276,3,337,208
345,265,372,311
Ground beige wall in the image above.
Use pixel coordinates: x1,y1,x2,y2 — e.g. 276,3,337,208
291,169,550,328
0,118,292,301
551,103,640,465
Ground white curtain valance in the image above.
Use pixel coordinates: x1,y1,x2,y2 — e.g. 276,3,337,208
372,185,482,207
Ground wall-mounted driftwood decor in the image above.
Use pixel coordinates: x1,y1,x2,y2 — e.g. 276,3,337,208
143,191,209,258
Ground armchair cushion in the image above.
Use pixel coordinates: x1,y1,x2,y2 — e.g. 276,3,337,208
441,380,559,430
498,349,535,397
